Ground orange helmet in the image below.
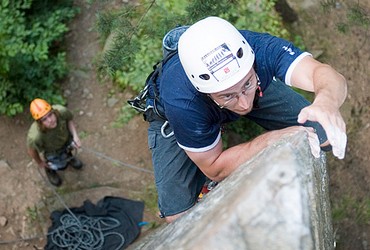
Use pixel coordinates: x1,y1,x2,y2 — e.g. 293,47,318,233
30,98,52,120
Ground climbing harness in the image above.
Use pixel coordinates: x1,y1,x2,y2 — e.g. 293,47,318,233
127,50,176,122
127,25,189,139
45,141,78,170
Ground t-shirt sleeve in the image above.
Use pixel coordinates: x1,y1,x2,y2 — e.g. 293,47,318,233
26,122,40,151
166,100,222,152
242,30,311,87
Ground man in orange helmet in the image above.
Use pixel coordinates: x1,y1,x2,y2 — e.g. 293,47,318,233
26,98,83,186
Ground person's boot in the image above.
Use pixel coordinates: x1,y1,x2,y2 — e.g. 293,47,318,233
69,157,83,169
45,168,62,187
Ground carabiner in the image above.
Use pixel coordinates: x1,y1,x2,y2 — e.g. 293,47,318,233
161,121,174,138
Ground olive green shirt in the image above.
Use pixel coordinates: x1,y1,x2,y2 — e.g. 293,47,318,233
27,105,73,156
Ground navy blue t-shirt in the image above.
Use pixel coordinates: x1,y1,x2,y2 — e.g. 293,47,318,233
155,30,310,152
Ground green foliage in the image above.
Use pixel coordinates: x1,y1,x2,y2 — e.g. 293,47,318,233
185,0,234,21
133,183,159,215
320,0,336,12
96,0,293,93
222,119,265,149
26,206,39,222
112,104,138,127
322,1,369,34
0,0,78,116
79,130,89,140
347,5,370,29
336,22,348,34
332,195,370,224
95,0,190,90
226,0,290,39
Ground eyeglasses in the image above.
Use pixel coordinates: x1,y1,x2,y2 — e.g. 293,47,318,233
40,111,54,122
211,74,261,109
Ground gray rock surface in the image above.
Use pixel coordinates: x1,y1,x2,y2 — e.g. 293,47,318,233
130,131,333,250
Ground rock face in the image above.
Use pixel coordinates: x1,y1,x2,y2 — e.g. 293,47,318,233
130,132,333,250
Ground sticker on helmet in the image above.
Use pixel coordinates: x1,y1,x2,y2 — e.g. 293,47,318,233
201,43,240,82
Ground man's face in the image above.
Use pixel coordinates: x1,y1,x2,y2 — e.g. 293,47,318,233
209,69,259,115
40,111,57,129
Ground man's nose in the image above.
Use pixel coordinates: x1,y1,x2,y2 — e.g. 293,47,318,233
237,93,250,109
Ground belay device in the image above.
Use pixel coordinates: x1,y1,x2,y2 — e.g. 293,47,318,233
127,26,189,122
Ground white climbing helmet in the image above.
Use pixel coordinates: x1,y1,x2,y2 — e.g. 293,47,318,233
178,16,255,93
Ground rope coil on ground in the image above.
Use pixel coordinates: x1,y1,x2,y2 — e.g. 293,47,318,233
36,162,127,250
48,214,125,250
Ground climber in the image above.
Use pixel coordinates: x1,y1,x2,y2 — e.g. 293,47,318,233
142,16,347,223
27,98,83,186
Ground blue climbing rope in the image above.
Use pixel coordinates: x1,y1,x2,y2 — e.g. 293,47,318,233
48,214,125,250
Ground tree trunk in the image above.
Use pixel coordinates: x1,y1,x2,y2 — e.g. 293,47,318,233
274,0,298,23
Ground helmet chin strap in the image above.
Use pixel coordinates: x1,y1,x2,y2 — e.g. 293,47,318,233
253,86,263,109
257,86,263,97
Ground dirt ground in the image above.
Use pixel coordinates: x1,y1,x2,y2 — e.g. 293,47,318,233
0,0,369,249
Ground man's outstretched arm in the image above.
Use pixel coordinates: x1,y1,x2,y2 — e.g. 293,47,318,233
290,56,347,159
186,126,319,182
